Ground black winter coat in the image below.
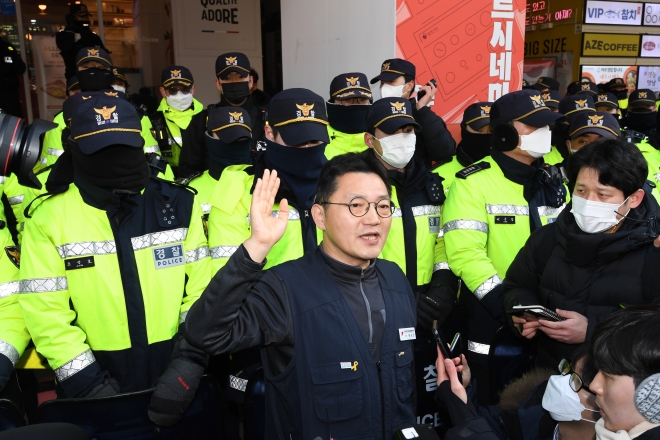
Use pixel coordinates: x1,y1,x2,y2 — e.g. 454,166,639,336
503,192,660,369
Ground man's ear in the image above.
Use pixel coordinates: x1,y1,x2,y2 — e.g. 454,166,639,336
364,132,374,149
311,204,326,231
191,84,196,96
215,78,222,92
566,139,572,150
248,76,254,90
159,86,166,98
629,188,646,209
264,125,275,141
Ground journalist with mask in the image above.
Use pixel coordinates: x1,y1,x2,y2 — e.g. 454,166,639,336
178,52,269,178
504,138,660,370
442,89,567,404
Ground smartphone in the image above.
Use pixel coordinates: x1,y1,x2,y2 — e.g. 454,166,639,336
416,79,437,100
509,305,566,322
432,320,452,359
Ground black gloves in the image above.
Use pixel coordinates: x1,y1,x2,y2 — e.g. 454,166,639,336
148,337,208,427
417,270,460,331
86,378,120,397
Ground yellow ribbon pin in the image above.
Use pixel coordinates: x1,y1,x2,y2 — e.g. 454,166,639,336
351,361,358,371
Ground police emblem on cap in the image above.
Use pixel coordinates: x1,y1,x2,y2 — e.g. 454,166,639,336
382,62,390,71
530,94,545,108
87,48,99,56
542,93,550,101
615,78,623,84
598,94,608,101
113,68,118,74
346,77,360,86
296,103,315,118
226,56,237,66
229,111,244,123
581,84,590,90
81,95,92,100
480,105,491,116
104,91,118,97
575,99,588,109
94,105,118,125
170,69,181,78
391,101,407,114
587,114,604,126
640,92,648,98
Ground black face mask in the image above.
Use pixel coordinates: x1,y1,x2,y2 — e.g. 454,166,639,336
626,110,657,131
326,102,370,134
206,133,252,173
222,81,250,104
74,20,91,32
263,137,327,208
77,68,114,92
70,142,150,192
456,126,491,166
615,90,629,100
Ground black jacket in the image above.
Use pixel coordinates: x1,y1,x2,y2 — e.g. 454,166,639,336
638,426,660,439
411,100,456,169
55,25,106,80
503,192,660,369
178,94,268,178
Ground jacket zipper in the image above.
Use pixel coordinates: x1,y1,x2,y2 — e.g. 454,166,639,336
376,360,385,440
359,270,374,346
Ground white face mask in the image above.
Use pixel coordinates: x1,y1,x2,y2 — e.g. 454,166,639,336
542,374,599,423
111,84,126,94
571,195,630,234
166,91,193,112
519,125,552,158
373,132,416,169
380,83,405,99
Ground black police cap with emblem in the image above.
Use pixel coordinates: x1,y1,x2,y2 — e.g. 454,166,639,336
207,107,252,143
595,92,619,109
541,90,561,109
490,89,564,128
558,94,595,117
569,111,620,140
161,66,194,88
532,76,560,91
607,77,627,88
566,81,583,96
576,81,599,96
462,102,493,130
70,92,143,154
629,89,657,108
113,67,127,83
366,98,421,134
67,75,80,93
370,58,416,84
216,52,251,80
70,4,91,17
76,46,112,69
268,88,329,146
63,90,128,127
329,72,373,102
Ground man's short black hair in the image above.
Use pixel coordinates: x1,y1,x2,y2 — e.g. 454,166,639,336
590,305,660,387
571,343,598,386
403,74,415,85
316,150,391,205
567,138,647,198
250,68,259,83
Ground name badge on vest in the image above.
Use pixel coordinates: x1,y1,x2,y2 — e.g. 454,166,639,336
65,256,95,270
495,215,515,224
547,217,557,224
4,56,12,64
153,244,185,269
399,327,416,341
428,216,440,234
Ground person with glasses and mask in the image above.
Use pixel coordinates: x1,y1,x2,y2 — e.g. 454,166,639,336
325,72,373,159
185,151,417,439
56,4,107,80
178,52,269,178
152,66,203,177
503,138,660,371
370,58,456,169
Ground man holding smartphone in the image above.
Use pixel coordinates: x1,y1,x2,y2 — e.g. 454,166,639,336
371,58,456,169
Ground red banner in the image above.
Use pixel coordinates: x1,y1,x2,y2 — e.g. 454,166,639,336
395,0,527,138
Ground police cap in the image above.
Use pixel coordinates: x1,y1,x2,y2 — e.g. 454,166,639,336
113,67,127,83
576,81,599,96
216,52,251,80
67,75,80,93
161,66,194,88
207,106,252,143
329,72,372,102
490,89,564,128
595,92,619,110
370,58,415,84
76,46,112,69
462,102,493,130
268,88,329,145
532,76,560,91
569,111,620,140
366,98,421,134
541,90,561,109
629,89,657,109
558,94,595,116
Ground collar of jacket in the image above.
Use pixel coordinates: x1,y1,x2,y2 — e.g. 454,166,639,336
157,97,203,129
218,93,256,110
387,154,429,192
319,242,377,283
74,172,146,212
491,148,542,186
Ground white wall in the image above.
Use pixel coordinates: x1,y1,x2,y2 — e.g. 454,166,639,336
281,0,396,100
170,0,263,107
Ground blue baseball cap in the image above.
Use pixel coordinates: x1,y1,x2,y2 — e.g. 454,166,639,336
76,46,112,69
366,97,421,134
569,111,620,140
268,88,329,145
490,89,564,128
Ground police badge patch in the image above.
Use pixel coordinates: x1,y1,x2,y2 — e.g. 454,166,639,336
5,246,20,268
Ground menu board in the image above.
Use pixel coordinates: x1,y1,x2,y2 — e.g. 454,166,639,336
581,65,638,92
585,1,643,25
641,35,660,57
638,66,660,92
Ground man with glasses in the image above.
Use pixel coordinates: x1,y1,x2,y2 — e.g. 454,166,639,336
152,66,203,176
325,72,373,159
185,152,417,439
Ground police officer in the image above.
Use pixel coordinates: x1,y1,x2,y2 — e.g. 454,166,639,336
0,34,26,118
179,107,253,245
178,52,268,177
606,77,629,114
530,77,559,93
552,94,596,163
542,90,561,112
595,92,620,117
111,67,128,94
566,111,620,156
575,81,599,97
441,89,567,404
325,72,372,159
371,58,456,168
621,89,658,149
206,88,328,270
152,66,203,177
185,153,416,439
19,93,211,399
56,4,107,80
542,90,565,166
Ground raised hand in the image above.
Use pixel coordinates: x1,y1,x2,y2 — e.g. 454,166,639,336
243,169,289,263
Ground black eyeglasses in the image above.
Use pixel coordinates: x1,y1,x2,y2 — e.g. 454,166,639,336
165,86,192,95
559,359,596,395
320,197,396,218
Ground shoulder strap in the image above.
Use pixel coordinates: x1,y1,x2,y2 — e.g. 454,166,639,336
455,161,491,179
176,171,203,185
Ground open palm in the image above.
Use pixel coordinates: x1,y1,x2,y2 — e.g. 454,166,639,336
244,169,289,263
